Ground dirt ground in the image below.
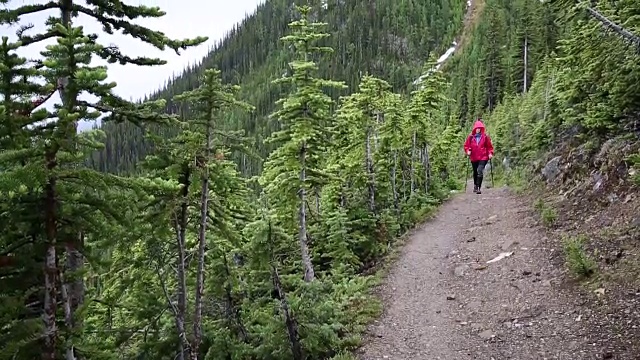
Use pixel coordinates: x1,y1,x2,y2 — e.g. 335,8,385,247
356,183,639,360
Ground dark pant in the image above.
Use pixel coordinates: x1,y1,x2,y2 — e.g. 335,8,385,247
471,160,488,189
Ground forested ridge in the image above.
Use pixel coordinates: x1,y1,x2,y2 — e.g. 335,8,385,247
91,0,468,176
1,0,639,360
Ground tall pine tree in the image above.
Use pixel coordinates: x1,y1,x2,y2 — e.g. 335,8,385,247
258,4,346,282
0,2,206,358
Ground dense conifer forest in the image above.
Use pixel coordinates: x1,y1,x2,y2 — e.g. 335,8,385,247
1,0,638,359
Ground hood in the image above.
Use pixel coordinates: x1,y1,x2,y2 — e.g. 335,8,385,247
472,120,485,134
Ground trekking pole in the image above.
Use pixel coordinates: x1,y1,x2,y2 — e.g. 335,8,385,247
464,157,469,192
489,158,495,188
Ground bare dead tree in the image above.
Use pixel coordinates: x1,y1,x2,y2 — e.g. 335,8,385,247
585,6,640,52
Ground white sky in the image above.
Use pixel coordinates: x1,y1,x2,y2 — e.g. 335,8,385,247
1,0,264,129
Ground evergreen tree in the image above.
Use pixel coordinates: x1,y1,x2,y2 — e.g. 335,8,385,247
0,36,53,360
172,68,253,359
0,1,206,358
258,4,346,282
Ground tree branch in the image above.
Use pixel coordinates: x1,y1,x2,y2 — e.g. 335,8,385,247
586,6,640,52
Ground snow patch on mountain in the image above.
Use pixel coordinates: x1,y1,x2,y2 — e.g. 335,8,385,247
413,0,474,86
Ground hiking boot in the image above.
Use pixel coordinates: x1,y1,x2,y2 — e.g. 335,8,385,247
476,187,482,194
473,185,478,193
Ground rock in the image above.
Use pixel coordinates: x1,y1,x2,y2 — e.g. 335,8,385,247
447,295,456,300
465,226,482,233
479,329,495,340
596,137,622,162
592,172,604,192
502,156,511,171
484,162,492,174
467,237,476,242
501,240,519,251
522,270,532,276
485,215,498,224
542,156,562,182
467,301,482,310
454,265,468,277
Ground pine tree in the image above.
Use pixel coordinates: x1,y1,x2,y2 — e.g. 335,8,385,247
407,57,451,195
318,76,391,270
0,2,206,358
172,68,253,359
0,36,54,360
259,4,346,282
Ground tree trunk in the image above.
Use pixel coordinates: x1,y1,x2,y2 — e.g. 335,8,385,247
400,157,408,199
365,128,376,213
222,254,248,342
543,68,555,123
523,36,528,93
64,232,84,340
586,6,640,51
272,265,303,360
373,110,383,151
299,141,315,282
57,3,83,358
60,271,76,360
174,166,191,360
43,152,58,360
192,117,212,360
391,150,399,212
410,131,417,194
423,144,431,194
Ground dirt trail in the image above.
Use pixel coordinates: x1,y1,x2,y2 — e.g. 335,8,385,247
357,184,601,360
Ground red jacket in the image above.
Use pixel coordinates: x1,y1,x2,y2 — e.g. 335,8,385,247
463,120,494,162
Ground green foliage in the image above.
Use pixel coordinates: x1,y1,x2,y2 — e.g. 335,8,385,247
4,0,639,358
563,235,597,278
91,0,469,176
479,0,639,172
259,4,347,221
533,197,557,227
0,2,466,358
0,0,205,358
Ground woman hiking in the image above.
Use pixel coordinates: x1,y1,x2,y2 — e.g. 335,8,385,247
463,119,494,194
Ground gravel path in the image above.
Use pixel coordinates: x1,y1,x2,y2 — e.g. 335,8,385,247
357,184,605,360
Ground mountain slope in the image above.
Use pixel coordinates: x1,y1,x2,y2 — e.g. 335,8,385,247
89,0,640,357
92,0,468,175
454,0,640,357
